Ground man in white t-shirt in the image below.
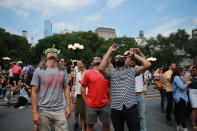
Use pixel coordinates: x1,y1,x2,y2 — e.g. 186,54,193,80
135,72,147,131
126,48,147,131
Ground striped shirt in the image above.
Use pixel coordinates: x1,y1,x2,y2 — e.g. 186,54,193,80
108,67,137,111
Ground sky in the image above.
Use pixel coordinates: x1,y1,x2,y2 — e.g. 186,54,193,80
0,0,197,44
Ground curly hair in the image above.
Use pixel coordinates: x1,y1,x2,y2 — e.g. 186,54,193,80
38,55,65,71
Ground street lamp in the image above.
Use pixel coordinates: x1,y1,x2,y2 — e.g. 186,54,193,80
68,43,84,50
147,57,157,62
3,57,11,61
68,43,84,59
2,57,11,70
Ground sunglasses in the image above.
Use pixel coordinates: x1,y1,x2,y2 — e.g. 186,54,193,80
115,55,127,59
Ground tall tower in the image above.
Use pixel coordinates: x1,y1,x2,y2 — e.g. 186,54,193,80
139,30,144,38
22,30,27,38
30,35,34,44
44,20,52,37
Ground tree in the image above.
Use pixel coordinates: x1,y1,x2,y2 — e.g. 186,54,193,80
144,29,190,69
96,37,139,57
184,39,197,65
0,28,32,69
33,31,105,65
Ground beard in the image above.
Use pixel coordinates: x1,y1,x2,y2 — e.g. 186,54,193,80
93,62,100,66
115,58,125,67
47,56,58,61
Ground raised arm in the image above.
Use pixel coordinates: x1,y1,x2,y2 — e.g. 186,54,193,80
131,51,151,74
99,44,117,76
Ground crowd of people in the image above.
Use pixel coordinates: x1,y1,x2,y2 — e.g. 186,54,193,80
0,62,35,108
154,64,197,131
0,43,197,131
29,44,152,131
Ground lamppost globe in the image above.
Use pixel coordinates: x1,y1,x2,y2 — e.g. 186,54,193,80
68,44,73,49
72,46,76,50
68,43,85,60
147,57,157,62
79,45,84,50
74,43,80,48
3,57,11,61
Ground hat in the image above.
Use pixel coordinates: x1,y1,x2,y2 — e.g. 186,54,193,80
44,44,61,55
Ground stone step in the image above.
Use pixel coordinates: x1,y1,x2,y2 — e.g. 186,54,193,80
145,87,160,98
145,94,160,98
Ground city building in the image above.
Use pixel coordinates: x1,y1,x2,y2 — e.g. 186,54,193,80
192,28,197,39
30,36,34,45
175,50,193,67
61,29,71,34
95,27,116,40
135,30,147,46
44,20,52,37
22,30,27,38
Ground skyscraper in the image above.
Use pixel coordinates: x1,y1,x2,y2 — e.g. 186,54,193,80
44,20,52,37
22,30,27,38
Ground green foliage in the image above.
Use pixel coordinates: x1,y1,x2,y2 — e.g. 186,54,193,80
0,28,32,69
33,31,105,65
96,37,139,57
0,27,196,69
145,29,192,69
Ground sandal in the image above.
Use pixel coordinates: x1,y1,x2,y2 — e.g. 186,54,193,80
192,123,197,131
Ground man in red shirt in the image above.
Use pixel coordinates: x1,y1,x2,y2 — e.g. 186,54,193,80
81,57,110,131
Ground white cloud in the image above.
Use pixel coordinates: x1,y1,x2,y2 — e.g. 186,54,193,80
107,0,127,8
155,3,166,12
53,22,78,32
0,0,97,17
151,16,196,37
12,8,29,19
193,18,197,24
149,18,186,37
160,16,170,23
85,13,101,22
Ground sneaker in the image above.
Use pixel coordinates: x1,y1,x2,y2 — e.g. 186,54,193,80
18,106,25,109
176,125,183,131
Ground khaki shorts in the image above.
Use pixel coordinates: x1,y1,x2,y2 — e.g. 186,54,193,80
75,95,86,114
86,103,110,124
39,109,68,131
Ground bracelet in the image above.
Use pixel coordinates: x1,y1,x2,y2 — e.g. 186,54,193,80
66,105,71,108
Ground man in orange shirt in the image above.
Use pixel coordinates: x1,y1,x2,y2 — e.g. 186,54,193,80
81,57,110,131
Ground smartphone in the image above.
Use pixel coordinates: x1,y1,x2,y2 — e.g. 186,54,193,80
116,44,125,48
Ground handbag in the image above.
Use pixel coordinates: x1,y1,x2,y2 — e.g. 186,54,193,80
155,80,163,89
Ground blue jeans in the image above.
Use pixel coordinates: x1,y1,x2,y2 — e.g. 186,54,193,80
136,94,147,131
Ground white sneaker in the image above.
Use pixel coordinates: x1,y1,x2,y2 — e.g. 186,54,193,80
176,125,182,131
18,106,25,109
